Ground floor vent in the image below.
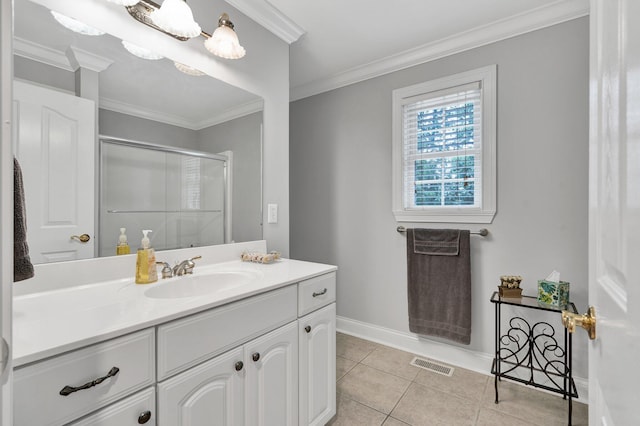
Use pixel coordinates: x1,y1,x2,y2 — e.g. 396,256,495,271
410,357,454,377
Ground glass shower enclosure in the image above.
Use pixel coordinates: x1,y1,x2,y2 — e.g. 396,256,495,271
99,137,228,257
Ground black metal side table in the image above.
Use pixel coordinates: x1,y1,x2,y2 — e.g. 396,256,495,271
490,291,579,426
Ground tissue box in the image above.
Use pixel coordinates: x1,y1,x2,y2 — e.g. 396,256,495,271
537,280,570,307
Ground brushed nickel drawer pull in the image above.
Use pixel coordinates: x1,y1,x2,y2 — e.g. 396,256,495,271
59,366,120,396
312,288,327,297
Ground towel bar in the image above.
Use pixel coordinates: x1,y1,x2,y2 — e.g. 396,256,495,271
396,226,488,237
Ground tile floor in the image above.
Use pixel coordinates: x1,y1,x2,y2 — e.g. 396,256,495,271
329,333,588,426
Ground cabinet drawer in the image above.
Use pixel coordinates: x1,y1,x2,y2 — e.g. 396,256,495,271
14,329,155,426
69,387,155,426
298,272,336,317
157,285,297,380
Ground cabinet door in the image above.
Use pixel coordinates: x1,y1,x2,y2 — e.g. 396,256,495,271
245,321,298,426
157,346,244,426
299,303,336,426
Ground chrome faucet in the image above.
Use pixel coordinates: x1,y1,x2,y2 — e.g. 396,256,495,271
172,256,202,276
156,261,173,279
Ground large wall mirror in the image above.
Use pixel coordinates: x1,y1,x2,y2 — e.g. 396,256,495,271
13,0,263,264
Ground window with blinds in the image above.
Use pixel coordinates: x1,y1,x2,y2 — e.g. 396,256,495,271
182,156,202,210
392,65,496,223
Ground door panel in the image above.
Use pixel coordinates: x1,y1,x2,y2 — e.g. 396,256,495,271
299,304,336,426
245,321,298,426
13,81,95,263
589,0,640,424
157,346,244,426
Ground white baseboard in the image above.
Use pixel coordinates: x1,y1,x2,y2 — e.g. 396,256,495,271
336,315,588,403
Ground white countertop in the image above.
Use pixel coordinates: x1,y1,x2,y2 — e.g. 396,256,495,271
13,258,336,367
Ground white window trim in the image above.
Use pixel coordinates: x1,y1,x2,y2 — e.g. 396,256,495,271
392,65,497,223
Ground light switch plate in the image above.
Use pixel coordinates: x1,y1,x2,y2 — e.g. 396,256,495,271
267,203,278,224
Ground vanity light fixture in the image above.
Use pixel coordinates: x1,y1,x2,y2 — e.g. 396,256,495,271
121,1,246,59
50,11,105,36
149,0,201,39
174,61,205,76
122,40,163,60
204,13,246,60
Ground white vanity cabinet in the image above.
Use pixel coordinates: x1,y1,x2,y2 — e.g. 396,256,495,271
13,265,337,426
299,303,336,426
157,322,299,426
297,272,337,426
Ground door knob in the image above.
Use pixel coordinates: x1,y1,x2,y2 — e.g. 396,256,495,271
562,306,596,340
70,234,91,243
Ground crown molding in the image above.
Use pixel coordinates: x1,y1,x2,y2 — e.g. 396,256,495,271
66,46,113,72
196,99,264,129
290,0,589,101
13,37,73,71
100,97,264,131
225,0,305,44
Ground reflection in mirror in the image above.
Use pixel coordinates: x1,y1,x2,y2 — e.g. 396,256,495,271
13,0,263,264
100,138,228,256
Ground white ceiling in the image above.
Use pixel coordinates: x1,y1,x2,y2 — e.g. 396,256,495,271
14,0,590,119
244,0,590,99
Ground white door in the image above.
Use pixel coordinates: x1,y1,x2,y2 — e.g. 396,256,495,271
245,321,298,426
299,303,336,426
13,80,95,263
588,0,640,424
157,346,245,426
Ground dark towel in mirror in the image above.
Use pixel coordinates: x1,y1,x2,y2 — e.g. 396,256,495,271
14,157,34,282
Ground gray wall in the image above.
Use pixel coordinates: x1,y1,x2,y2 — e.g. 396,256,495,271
99,109,199,151
197,112,263,244
290,18,589,377
14,55,75,92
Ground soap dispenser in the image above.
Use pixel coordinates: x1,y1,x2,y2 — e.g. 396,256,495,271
135,230,158,284
116,228,131,255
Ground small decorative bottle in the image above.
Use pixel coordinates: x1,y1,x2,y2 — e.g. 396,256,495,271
116,228,131,255
135,230,157,284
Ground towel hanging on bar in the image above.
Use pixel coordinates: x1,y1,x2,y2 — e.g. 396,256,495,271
406,228,472,345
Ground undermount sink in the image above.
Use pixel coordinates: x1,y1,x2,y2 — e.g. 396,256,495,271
144,271,261,299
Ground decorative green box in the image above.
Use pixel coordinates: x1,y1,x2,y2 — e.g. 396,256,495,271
537,280,570,307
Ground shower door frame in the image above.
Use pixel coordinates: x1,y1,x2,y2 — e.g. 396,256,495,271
98,136,230,255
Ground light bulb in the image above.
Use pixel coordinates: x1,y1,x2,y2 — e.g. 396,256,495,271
51,11,105,36
150,0,201,38
122,41,163,60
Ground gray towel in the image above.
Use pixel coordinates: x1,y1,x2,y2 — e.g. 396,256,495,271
407,228,471,345
14,157,34,282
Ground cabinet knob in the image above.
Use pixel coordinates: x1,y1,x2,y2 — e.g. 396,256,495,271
305,325,311,333
138,410,152,424
252,352,260,362
235,361,244,371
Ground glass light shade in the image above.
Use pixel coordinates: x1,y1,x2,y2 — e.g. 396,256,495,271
150,0,201,38
105,0,139,5
174,62,205,76
122,41,163,60
51,11,105,36
204,25,246,59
